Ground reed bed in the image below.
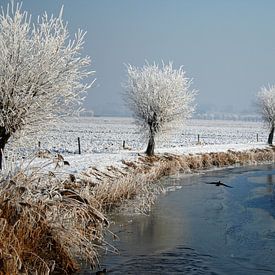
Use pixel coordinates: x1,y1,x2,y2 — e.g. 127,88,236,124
0,166,110,274
93,173,162,214
134,147,275,174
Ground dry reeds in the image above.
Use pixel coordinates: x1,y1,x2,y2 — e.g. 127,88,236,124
145,147,275,174
93,173,162,214
109,147,275,192
0,167,110,274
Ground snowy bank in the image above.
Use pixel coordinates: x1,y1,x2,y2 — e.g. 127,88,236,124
62,142,269,174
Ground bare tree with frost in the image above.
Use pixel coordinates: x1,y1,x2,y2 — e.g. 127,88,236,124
124,62,196,156
257,85,275,145
0,2,94,168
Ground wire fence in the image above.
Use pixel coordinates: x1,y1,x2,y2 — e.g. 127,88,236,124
34,132,267,156
6,118,269,157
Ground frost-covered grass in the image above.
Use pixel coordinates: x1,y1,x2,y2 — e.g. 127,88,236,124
0,165,111,274
21,117,268,155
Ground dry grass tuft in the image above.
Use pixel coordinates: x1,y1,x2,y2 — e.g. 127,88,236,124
93,171,163,215
0,167,110,274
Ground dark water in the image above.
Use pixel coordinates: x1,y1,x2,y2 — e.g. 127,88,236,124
89,164,275,274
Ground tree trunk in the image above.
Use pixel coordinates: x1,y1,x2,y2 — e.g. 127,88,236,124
268,125,274,145
0,147,3,170
0,127,10,170
146,134,155,156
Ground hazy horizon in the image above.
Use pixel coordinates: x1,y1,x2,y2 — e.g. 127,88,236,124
1,0,275,116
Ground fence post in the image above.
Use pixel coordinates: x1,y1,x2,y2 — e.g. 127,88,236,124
78,137,81,154
197,134,200,143
256,133,259,142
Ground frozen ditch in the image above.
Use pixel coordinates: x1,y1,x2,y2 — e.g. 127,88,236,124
88,164,275,274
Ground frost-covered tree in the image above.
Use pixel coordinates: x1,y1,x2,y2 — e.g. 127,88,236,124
257,85,275,145
123,62,196,156
0,2,93,168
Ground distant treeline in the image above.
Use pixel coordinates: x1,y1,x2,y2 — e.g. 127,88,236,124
80,109,262,122
194,112,262,122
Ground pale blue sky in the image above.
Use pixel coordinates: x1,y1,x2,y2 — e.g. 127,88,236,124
1,0,275,115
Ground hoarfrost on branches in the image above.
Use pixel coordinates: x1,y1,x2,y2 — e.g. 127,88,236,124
123,61,196,155
257,85,275,144
0,1,94,167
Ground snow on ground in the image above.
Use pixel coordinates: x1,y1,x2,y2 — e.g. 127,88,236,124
9,117,269,174
34,117,267,154
157,142,268,155
61,142,268,174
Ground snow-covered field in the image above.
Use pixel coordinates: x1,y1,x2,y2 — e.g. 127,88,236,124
36,117,268,155
21,117,269,173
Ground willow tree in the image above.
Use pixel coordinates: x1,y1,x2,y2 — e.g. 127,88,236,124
124,62,196,156
257,85,275,145
0,2,94,168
